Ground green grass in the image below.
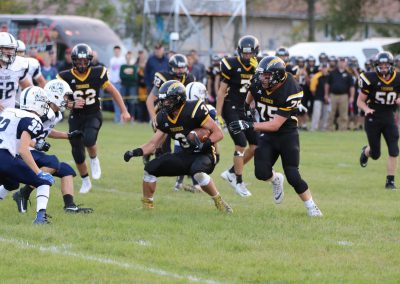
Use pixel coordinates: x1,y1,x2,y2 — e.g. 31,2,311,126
1,112,399,283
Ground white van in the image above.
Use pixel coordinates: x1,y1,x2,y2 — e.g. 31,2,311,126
288,38,400,67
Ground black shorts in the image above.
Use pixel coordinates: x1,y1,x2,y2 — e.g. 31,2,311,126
222,101,258,147
364,112,399,158
144,151,215,177
254,131,300,178
68,110,103,133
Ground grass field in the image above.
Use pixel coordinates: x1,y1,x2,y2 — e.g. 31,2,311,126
1,113,399,283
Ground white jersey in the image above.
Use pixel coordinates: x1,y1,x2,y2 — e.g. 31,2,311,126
0,108,44,157
34,108,63,143
27,57,42,82
0,56,29,110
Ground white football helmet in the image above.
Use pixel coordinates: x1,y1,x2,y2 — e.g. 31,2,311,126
16,40,26,54
44,79,72,111
185,82,208,102
0,32,18,65
20,86,50,117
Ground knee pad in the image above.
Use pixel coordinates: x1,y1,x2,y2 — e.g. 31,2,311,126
70,137,85,164
255,168,273,181
83,127,98,147
143,170,157,183
193,172,210,187
54,162,76,178
388,142,399,157
284,166,308,194
234,150,244,157
369,149,381,160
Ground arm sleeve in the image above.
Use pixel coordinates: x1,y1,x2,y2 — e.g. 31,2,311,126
220,58,232,83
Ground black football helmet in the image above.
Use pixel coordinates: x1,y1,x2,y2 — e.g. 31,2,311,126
237,35,259,65
169,54,188,78
256,56,287,89
318,52,328,63
374,51,394,76
71,43,93,73
158,80,186,114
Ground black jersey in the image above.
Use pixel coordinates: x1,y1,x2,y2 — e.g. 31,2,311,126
156,100,211,151
57,66,110,114
359,71,400,113
153,71,195,93
220,56,258,108
250,73,302,133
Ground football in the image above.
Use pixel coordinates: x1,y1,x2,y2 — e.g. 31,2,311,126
186,128,211,143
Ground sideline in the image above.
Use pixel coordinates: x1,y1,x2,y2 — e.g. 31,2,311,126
0,236,221,284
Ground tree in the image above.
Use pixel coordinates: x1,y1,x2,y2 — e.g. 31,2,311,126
0,0,27,14
306,0,316,41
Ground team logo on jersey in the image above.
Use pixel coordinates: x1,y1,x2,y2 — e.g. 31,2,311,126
164,122,169,127
71,79,76,84
237,68,241,72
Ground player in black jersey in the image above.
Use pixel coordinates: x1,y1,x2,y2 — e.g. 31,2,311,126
124,80,232,213
57,43,130,194
358,51,400,189
216,35,260,197
229,56,323,217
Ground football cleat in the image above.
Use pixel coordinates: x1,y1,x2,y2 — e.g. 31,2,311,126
307,205,323,217
385,181,396,190
12,190,29,213
213,195,233,213
141,197,154,209
173,182,183,192
90,157,101,180
220,169,236,189
79,176,92,194
234,182,252,197
271,173,284,204
183,184,203,193
359,145,368,168
64,204,94,213
33,210,51,224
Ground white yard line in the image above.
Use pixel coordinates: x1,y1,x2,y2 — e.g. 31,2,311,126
0,237,221,284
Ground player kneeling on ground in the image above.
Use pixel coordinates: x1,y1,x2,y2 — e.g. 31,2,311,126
124,80,232,213
12,80,93,214
0,87,54,224
229,56,322,217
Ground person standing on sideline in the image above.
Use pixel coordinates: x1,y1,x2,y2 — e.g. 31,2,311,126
144,44,169,93
108,45,126,123
120,51,138,120
358,51,400,189
325,57,355,131
310,63,330,131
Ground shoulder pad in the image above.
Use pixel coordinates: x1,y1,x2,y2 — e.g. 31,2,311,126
28,57,40,69
359,71,375,86
9,56,29,71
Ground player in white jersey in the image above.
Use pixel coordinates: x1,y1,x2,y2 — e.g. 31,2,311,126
173,82,219,192
12,79,93,214
16,40,46,87
0,32,31,112
0,86,55,224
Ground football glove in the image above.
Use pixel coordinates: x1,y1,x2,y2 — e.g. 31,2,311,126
34,140,51,152
188,137,212,153
68,130,83,140
124,148,144,162
216,115,225,129
298,103,308,113
37,171,55,185
229,120,254,135
244,103,256,121
250,57,258,69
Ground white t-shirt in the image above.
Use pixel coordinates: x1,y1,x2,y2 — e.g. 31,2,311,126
108,56,126,83
0,56,29,110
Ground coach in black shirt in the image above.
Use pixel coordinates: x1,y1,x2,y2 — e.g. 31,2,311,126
325,57,355,130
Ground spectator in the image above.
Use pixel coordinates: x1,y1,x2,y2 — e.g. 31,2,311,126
120,51,138,120
58,48,73,72
108,45,126,123
41,52,58,81
92,51,105,67
135,50,149,122
325,57,355,131
310,63,330,131
189,49,206,83
29,46,44,66
144,43,169,93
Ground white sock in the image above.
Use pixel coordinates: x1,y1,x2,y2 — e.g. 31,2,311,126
0,185,9,200
36,185,50,212
304,198,316,209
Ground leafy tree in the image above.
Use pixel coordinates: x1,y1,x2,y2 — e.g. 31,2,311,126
0,0,28,14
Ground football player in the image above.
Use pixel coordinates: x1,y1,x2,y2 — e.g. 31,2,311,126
0,32,32,113
12,80,93,214
216,35,259,197
124,80,232,213
57,43,131,193
145,54,196,160
229,56,323,217
358,51,400,189
16,40,46,88
275,47,296,75
0,86,55,224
